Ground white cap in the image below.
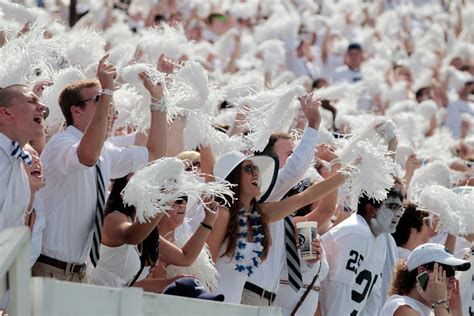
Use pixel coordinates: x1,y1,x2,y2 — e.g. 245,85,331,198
406,243,471,272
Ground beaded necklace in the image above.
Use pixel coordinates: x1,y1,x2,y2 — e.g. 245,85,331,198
234,205,265,277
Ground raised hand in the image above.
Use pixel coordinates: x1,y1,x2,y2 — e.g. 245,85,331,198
300,92,321,130
32,80,53,97
139,72,163,99
157,54,177,74
97,54,116,90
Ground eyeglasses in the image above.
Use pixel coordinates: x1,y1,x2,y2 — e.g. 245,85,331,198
76,94,100,106
242,164,259,175
174,196,188,205
385,203,404,213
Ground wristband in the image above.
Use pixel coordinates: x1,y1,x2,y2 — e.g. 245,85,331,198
101,89,114,96
150,99,166,112
200,222,213,230
329,158,342,169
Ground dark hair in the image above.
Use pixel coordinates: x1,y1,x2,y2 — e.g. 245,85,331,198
392,203,429,247
207,13,227,24
58,79,100,126
221,163,271,261
357,186,404,216
388,260,418,296
415,87,431,102
347,43,362,51
104,176,160,266
259,132,292,157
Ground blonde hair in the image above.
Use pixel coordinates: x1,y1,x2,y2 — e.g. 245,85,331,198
177,151,200,169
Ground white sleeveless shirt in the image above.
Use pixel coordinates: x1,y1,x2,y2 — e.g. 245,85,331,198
381,295,433,316
89,243,150,287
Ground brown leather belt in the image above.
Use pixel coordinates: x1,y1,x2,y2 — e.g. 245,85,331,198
37,254,87,274
280,279,321,292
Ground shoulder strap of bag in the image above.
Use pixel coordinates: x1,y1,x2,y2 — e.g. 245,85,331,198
290,261,322,316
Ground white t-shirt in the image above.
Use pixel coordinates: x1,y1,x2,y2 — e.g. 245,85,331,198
381,295,432,316
320,214,387,316
331,65,363,83
444,99,474,139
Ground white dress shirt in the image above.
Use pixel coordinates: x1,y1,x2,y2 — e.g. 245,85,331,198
247,127,319,293
0,132,30,230
38,126,148,264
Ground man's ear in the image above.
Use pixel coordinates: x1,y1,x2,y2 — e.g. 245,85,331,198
0,106,13,121
70,106,81,117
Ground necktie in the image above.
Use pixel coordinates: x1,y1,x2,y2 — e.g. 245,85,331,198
284,215,303,291
90,162,106,267
11,141,32,166
283,178,313,292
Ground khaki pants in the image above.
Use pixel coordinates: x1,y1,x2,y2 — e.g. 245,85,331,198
32,261,87,283
240,288,273,306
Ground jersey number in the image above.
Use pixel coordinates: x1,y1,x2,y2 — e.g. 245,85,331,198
345,250,364,274
350,270,379,316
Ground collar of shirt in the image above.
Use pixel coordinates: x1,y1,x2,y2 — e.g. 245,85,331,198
0,132,16,160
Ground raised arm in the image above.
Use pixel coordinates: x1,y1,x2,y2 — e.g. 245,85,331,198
199,144,215,182
77,54,116,166
102,212,165,246
159,206,217,266
139,73,167,161
261,170,346,223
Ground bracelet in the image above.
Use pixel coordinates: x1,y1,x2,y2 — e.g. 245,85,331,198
200,222,213,230
432,299,449,312
101,89,114,96
150,99,166,112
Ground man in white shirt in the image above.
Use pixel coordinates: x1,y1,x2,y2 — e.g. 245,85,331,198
445,80,474,139
34,56,167,282
241,94,321,306
320,187,404,316
0,85,47,231
331,43,364,84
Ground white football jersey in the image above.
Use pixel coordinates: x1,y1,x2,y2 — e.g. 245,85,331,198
320,214,387,316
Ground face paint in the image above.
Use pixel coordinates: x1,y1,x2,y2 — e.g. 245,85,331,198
370,196,404,236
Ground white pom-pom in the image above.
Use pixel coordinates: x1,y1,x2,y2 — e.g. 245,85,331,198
138,24,190,63
214,28,239,68
418,185,466,235
167,228,219,291
407,161,452,201
64,28,105,69
256,39,286,72
122,158,234,224
240,85,306,151
339,140,396,202
42,67,86,134
113,84,145,131
121,63,165,87
0,1,36,24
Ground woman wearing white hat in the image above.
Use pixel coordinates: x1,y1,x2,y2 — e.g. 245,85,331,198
207,150,348,303
381,243,470,316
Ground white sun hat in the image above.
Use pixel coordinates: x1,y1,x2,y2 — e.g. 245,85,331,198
407,243,471,272
213,151,278,202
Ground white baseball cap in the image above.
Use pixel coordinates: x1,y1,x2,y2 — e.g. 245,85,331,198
213,151,278,202
406,243,471,272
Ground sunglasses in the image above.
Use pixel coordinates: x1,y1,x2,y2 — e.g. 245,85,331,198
77,94,100,106
242,164,259,175
174,196,188,205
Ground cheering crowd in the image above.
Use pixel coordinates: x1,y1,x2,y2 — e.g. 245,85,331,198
1,0,474,315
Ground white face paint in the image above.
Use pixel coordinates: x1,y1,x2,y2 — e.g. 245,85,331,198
370,196,404,236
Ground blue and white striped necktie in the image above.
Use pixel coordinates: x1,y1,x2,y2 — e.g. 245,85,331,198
11,141,32,166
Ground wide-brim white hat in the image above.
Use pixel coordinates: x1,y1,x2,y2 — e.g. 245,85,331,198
214,151,278,202
407,243,471,272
